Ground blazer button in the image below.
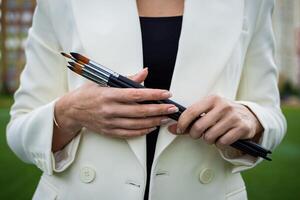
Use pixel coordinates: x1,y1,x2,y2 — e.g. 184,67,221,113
80,166,96,183
199,168,214,184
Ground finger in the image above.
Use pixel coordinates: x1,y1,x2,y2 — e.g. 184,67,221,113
127,67,148,83
176,98,214,135
102,126,158,139
106,103,179,118
104,116,172,130
215,127,241,147
200,116,233,144
188,108,225,139
106,88,173,103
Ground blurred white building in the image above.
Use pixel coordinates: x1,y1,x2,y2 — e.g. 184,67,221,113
0,0,35,93
0,0,300,94
273,0,300,88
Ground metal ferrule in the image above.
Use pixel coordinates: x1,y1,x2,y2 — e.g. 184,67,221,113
90,60,120,78
82,66,109,83
83,64,110,82
82,71,108,86
86,62,111,77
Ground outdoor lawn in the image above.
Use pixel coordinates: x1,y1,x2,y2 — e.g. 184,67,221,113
0,95,299,200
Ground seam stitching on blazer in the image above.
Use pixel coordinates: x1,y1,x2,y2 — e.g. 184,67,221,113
68,0,86,54
36,0,69,93
29,31,58,55
40,0,63,52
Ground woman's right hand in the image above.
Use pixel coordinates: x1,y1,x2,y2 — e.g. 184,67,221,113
54,68,178,141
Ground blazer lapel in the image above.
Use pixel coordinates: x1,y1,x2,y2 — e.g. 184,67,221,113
71,0,146,171
70,0,244,171
153,0,245,164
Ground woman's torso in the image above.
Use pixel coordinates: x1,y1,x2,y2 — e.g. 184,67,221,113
32,0,258,199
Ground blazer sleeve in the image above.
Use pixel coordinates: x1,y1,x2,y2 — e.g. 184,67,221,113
217,0,287,173
6,0,81,175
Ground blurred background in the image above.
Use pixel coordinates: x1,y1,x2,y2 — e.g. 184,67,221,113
0,0,299,199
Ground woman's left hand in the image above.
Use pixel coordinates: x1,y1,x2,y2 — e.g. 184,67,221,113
168,95,264,148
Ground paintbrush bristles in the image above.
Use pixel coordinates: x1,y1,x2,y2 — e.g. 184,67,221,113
61,52,73,59
70,52,90,64
61,52,86,66
74,58,86,66
68,62,83,74
67,65,79,74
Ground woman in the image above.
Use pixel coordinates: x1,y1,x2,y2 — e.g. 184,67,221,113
7,0,286,199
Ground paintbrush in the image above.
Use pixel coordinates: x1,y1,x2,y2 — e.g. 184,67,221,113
61,52,272,160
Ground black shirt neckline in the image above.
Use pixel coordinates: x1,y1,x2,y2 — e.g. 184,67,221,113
139,15,183,20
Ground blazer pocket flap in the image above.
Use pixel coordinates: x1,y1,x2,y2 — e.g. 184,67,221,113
226,187,247,200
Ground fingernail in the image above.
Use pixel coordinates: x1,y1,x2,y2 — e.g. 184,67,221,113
176,127,182,134
167,106,179,114
161,118,172,125
148,127,157,133
162,91,172,98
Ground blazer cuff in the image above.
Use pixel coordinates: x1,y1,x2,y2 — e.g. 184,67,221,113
11,99,59,175
51,132,82,173
18,98,81,175
217,100,270,173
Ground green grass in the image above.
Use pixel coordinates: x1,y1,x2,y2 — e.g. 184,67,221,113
0,95,41,199
242,106,300,200
0,96,300,199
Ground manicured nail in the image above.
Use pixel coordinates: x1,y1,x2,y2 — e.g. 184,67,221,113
148,127,157,132
176,127,182,134
167,106,179,114
162,91,172,98
161,118,172,125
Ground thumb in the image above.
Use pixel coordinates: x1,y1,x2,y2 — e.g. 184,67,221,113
127,67,148,83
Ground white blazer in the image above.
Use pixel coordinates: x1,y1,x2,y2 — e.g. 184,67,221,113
7,0,286,200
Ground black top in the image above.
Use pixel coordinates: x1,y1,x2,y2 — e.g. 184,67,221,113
139,16,183,200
